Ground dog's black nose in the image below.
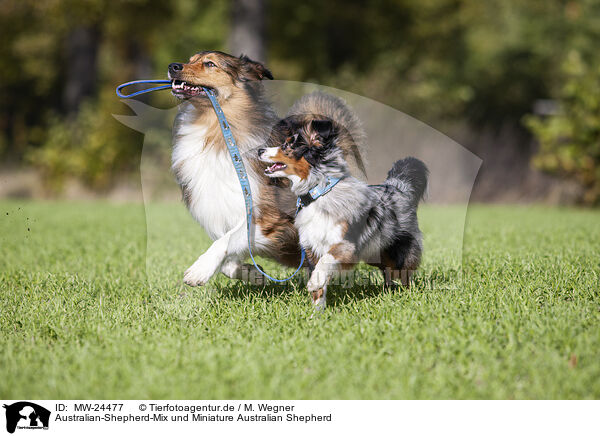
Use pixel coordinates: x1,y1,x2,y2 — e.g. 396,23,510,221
257,148,265,156
168,63,183,74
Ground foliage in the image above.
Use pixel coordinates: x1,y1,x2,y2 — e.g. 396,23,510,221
1,0,600,199
522,0,600,204
26,91,143,191
525,54,600,205
0,0,227,187
269,0,570,125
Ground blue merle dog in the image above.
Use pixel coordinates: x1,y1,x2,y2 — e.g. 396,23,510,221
258,118,428,309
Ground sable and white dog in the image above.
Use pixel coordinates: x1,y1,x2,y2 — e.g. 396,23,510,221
168,51,366,286
258,118,428,308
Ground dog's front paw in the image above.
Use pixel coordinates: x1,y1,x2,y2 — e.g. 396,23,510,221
307,274,327,310
311,288,327,311
307,275,321,293
183,257,219,287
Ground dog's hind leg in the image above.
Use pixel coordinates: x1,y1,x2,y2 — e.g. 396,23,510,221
389,236,422,287
220,255,246,280
379,265,400,289
220,255,265,285
183,220,245,287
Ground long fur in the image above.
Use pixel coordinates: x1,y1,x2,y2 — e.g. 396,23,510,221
259,118,428,309
287,92,368,177
168,51,367,285
385,157,428,208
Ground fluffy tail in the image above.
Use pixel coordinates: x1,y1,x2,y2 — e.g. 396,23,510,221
385,157,429,207
287,92,368,177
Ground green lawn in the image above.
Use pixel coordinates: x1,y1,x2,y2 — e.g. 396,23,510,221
1,200,599,399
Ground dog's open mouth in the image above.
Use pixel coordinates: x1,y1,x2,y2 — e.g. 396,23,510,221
264,162,287,174
171,80,210,98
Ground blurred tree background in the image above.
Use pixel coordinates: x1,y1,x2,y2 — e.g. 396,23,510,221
1,0,599,203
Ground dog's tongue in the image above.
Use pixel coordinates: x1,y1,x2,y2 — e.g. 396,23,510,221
265,163,286,174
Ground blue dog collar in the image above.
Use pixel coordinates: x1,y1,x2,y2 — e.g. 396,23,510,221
296,176,341,210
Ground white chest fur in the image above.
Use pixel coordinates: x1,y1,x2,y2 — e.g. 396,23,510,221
295,205,345,258
172,122,259,241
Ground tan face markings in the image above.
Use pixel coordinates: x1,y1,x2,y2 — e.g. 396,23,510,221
270,148,310,180
177,53,235,87
189,53,218,66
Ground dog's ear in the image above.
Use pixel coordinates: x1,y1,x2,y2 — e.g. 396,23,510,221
310,119,334,141
238,55,274,81
301,147,319,167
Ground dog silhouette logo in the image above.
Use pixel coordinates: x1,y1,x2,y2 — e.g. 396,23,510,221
3,402,50,433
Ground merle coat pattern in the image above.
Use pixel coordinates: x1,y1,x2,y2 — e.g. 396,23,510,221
259,119,428,308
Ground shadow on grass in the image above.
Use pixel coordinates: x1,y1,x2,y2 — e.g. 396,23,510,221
212,268,433,306
149,265,460,317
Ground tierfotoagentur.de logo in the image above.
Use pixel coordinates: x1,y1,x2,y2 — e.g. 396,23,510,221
3,402,50,434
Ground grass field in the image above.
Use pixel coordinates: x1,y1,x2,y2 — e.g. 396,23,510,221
1,200,599,399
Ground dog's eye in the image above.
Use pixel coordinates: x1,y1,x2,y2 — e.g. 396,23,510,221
204,61,216,68
285,133,299,147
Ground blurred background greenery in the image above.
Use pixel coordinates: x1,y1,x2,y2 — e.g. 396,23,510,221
0,0,599,204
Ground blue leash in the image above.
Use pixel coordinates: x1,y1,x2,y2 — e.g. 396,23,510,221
203,88,306,282
116,79,172,98
116,79,305,282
